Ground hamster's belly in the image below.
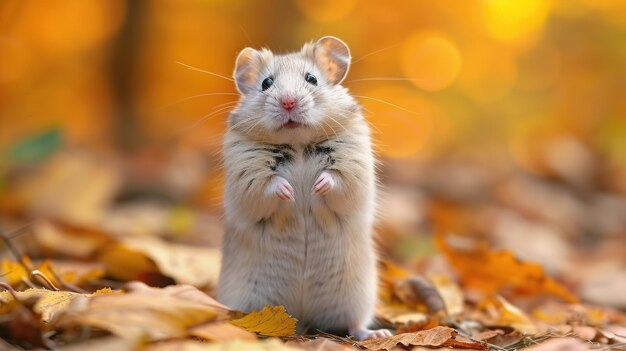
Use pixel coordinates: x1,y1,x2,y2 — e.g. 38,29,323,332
219,150,376,330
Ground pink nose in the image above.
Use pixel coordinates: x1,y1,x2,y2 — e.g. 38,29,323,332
280,96,297,111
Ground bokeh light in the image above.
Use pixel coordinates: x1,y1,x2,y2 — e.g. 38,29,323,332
400,32,463,92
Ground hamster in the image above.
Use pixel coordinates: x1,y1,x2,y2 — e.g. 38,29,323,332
217,36,391,340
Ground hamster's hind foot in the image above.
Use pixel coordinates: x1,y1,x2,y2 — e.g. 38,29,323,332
349,327,393,341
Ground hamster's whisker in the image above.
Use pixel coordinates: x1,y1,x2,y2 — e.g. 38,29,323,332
210,100,240,111
351,43,400,64
241,117,265,136
315,119,332,140
176,104,235,134
227,117,251,131
344,77,427,84
176,61,234,82
325,115,350,136
351,95,418,115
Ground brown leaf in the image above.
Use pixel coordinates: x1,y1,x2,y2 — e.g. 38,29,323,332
358,326,486,351
146,339,303,351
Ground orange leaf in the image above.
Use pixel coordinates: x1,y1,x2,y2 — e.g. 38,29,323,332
436,232,577,302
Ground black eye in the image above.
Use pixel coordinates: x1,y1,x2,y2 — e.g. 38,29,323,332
262,77,274,91
305,73,317,86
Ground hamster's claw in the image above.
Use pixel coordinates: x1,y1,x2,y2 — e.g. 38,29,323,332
350,327,393,341
312,171,335,196
268,176,295,201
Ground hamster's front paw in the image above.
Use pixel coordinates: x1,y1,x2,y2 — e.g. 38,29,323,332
312,171,335,196
267,176,295,201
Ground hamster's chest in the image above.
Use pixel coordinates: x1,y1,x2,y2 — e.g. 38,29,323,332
271,143,335,194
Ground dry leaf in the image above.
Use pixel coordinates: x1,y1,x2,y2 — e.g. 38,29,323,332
524,337,592,351
358,326,486,351
0,288,88,323
428,273,464,315
189,321,257,341
5,151,121,226
101,235,221,287
436,232,577,302
147,339,303,351
60,284,228,341
124,281,230,311
230,305,298,337
32,221,110,259
57,336,136,351
482,296,537,334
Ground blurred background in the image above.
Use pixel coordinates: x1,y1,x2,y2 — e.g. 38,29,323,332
0,1,625,308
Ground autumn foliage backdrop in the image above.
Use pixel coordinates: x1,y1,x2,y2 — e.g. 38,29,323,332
0,0,625,350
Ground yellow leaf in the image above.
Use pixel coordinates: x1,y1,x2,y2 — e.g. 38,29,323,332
1,258,29,286
100,236,221,287
483,296,538,335
189,321,257,341
230,305,297,337
100,242,160,281
0,288,88,323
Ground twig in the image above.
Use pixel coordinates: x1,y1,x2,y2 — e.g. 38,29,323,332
20,276,38,289
47,265,88,293
31,270,59,291
0,282,18,299
0,227,33,273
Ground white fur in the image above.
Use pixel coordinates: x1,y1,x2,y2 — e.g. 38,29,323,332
217,37,388,339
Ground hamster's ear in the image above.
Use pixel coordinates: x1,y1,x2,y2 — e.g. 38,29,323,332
313,36,351,85
234,47,260,95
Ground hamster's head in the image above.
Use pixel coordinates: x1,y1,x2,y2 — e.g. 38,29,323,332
228,36,361,144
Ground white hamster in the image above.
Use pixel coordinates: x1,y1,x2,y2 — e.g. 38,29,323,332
217,36,391,340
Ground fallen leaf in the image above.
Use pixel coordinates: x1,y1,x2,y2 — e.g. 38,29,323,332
3,151,121,225
0,288,88,323
286,338,358,351
428,273,464,315
189,321,257,341
230,305,298,337
524,337,592,351
57,336,136,351
435,232,577,302
101,235,221,287
123,281,230,311
482,296,537,334
358,326,486,350
60,284,229,341
32,221,110,259
146,339,303,351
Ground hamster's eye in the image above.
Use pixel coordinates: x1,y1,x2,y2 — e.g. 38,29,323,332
305,73,317,86
261,77,274,91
